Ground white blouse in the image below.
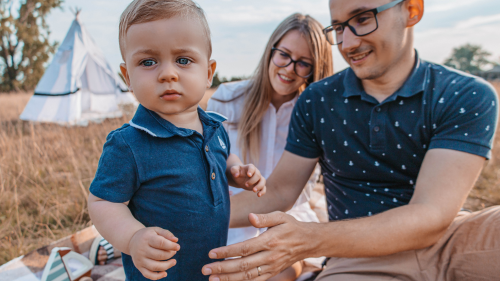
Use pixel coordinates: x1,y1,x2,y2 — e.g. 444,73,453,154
207,80,320,245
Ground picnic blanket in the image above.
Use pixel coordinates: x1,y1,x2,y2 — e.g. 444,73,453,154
0,184,327,281
0,226,124,281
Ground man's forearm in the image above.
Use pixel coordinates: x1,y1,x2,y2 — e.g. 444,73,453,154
229,152,319,228
306,203,450,259
230,180,295,228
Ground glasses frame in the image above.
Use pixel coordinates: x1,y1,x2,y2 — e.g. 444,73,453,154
322,0,406,45
271,47,313,79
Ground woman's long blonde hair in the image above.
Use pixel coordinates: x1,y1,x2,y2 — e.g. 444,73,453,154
227,13,333,163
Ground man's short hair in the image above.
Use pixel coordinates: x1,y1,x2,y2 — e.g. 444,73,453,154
119,0,212,60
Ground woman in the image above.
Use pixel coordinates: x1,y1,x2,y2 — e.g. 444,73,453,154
207,13,333,281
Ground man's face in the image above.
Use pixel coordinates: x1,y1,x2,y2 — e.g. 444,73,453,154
329,0,408,80
121,17,215,119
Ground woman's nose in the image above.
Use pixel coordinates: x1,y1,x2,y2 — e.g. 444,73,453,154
285,61,295,74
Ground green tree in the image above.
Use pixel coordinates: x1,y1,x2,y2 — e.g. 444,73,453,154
211,72,222,88
444,43,492,73
0,0,63,92
211,72,247,88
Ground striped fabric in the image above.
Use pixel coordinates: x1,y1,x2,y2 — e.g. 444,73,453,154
99,238,115,260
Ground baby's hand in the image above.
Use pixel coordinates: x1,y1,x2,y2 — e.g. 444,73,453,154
129,227,180,280
230,164,266,197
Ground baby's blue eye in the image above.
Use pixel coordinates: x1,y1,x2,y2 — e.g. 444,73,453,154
141,59,156,67
177,58,191,65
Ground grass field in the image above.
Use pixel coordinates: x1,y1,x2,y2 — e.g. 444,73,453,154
0,84,499,264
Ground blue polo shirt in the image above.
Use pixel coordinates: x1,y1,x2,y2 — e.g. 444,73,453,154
286,52,498,221
89,105,231,281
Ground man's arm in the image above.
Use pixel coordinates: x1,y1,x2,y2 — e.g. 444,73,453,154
310,148,484,257
228,151,319,228
202,148,485,280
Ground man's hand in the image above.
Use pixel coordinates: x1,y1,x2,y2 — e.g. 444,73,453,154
202,212,314,281
129,227,180,280
229,164,266,197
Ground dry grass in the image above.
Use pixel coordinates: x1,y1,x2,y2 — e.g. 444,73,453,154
464,81,500,210
0,93,130,264
0,84,500,265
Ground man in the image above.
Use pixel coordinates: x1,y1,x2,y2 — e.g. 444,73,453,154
202,0,500,280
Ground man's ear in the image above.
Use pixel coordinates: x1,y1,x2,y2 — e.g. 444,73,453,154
207,59,217,88
120,63,133,91
406,0,424,27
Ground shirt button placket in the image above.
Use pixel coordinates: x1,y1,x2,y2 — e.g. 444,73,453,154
370,106,385,151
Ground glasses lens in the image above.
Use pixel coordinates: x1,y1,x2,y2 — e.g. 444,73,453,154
272,50,291,67
323,26,336,45
348,10,377,36
295,61,313,78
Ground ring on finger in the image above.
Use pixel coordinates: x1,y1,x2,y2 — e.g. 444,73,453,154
257,266,262,276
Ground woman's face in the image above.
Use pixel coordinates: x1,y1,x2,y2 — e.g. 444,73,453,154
269,30,313,98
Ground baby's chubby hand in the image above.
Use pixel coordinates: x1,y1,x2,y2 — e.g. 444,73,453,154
230,164,266,197
129,227,180,280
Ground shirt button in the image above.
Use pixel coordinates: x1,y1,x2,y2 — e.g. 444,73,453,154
374,126,380,132
211,172,216,180
205,145,209,152
376,107,382,112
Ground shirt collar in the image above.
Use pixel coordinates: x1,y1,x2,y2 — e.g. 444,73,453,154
342,50,427,103
129,104,221,138
268,94,299,111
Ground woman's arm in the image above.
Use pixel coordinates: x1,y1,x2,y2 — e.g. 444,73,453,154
229,151,319,227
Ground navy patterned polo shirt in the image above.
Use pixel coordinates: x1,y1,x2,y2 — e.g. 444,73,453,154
90,105,231,280
285,52,498,221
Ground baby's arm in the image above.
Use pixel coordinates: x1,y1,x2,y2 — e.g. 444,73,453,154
226,153,266,196
88,194,179,280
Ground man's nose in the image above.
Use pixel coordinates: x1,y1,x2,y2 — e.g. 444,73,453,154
158,63,178,82
341,27,361,52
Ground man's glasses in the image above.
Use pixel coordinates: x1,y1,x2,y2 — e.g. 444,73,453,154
322,0,406,45
271,47,313,79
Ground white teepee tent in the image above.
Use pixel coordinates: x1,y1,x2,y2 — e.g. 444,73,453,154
20,12,137,125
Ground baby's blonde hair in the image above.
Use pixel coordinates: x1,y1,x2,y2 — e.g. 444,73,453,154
119,0,211,60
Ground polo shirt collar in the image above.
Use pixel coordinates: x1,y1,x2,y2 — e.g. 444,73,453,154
342,50,427,103
129,104,221,138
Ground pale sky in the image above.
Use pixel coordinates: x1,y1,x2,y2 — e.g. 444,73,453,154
46,0,500,78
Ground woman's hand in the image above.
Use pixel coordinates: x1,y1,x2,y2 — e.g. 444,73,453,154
202,212,317,281
229,164,267,197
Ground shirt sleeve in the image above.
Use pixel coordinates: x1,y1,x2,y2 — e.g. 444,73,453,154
429,77,498,159
89,129,140,202
285,89,322,158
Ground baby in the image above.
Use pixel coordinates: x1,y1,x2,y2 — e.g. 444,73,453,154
87,0,266,280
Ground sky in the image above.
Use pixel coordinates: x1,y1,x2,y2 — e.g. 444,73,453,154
45,0,500,78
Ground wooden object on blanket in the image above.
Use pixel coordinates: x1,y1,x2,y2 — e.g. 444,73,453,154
41,247,93,281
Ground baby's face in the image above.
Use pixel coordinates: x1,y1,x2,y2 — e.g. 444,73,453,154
121,17,215,119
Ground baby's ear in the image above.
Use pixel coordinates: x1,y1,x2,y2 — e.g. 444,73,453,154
207,59,217,88
120,63,133,91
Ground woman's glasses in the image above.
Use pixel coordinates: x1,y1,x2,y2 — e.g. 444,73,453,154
271,47,313,79
322,0,406,45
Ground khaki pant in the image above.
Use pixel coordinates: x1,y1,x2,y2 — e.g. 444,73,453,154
315,206,500,281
